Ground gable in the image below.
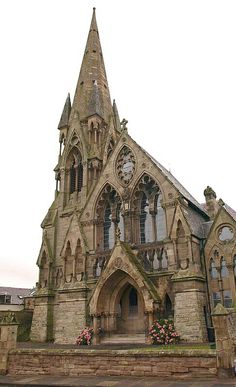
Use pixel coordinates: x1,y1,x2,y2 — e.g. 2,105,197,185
80,132,183,222
60,213,88,256
205,205,236,257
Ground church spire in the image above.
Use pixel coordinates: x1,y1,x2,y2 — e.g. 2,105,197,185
71,8,112,123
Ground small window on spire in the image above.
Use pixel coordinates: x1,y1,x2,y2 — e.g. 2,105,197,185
70,162,76,194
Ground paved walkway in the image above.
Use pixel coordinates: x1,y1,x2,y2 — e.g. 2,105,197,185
0,375,235,386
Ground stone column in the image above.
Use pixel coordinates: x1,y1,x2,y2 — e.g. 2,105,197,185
212,303,234,377
92,314,101,345
0,313,19,375
144,310,153,344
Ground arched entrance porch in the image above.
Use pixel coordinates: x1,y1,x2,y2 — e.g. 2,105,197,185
90,269,152,343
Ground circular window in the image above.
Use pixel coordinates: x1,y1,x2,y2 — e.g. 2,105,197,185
218,226,234,242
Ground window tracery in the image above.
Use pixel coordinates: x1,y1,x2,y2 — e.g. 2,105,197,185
66,148,83,194
116,146,135,185
210,258,218,279
96,184,123,251
132,174,166,244
220,256,229,278
209,250,233,309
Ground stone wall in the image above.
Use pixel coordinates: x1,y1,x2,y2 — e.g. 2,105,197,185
174,289,207,342
0,311,32,342
7,349,217,378
54,290,87,344
173,273,208,342
30,296,54,342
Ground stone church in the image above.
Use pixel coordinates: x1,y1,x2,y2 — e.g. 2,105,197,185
30,8,236,344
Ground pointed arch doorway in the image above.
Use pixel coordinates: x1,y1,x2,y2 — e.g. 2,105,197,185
116,283,145,333
90,270,146,338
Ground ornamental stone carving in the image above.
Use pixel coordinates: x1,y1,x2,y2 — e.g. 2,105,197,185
116,146,135,185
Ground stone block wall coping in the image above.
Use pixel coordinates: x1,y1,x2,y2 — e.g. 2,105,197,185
9,348,216,358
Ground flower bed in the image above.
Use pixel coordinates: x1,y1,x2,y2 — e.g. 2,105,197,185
76,327,94,345
149,319,180,345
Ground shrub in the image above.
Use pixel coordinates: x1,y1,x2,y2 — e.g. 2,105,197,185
76,327,94,345
149,319,180,345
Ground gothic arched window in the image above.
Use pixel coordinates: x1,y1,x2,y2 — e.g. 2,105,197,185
67,148,83,194
210,258,218,279
65,241,73,283
155,193,167,241
70,161,76,193
140,193,153,244
104,203,115,250
132,174,166,245
220,256,229,278
75,239,83,278
77,161,83,192
96,185,123,251
117,202,124,241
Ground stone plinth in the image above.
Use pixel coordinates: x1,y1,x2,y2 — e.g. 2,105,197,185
212,303,234,377
0,313,19,375
172,269,207,342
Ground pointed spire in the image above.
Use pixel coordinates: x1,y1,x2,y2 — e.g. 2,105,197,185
58,93,71,129
71,8,112,122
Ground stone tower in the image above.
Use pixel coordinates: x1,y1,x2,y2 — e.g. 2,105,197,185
30,9,236,344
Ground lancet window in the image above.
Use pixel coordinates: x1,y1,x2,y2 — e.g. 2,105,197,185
96,184,123,251
64,241,73,283
220,256,229,278
140,193,153,243
66,148,83,194
132,174,166,245
209,249,233,309
75,239,83,280
104,203,115,250
210,258,218,279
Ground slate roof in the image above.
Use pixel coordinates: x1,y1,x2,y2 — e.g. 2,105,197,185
182,206,207,238
224,203,236,222
141,147,208,217
0,287,32,305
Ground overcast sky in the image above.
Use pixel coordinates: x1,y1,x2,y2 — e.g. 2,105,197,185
0,0,235,288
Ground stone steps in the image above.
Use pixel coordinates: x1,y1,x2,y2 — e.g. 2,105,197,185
101,333,145,344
